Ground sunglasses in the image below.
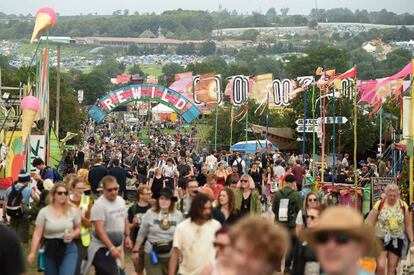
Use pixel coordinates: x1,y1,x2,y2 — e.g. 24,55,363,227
56,191,68,196
306,214,317,221
105,187,119,193
213,242,229,250
308,198,318,202
315,231,353,245
240,180,248,182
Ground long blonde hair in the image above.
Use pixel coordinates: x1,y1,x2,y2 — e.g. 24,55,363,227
48,183,72,215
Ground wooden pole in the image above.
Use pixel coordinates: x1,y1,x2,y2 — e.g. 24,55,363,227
409,59,414,204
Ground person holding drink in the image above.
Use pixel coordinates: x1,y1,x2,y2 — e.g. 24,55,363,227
28,183,81,275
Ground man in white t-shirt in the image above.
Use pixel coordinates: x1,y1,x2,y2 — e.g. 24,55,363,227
168,193,221,275
205,152,218,171
83,176,132,275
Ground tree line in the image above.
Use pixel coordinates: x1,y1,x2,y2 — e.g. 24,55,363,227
0,8,413,40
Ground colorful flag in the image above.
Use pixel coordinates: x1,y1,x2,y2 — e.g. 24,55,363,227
192,73,222,108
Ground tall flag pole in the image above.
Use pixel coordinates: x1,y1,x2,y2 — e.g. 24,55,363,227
302,90,307,164
245,102,249,157
332,85,336,186
312,83,316,177
321,85,327,182
353,77,358,208
229,105,234,149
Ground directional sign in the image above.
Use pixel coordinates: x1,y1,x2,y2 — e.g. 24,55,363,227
318,117,348,124
296,125,319,133
295,119,318,125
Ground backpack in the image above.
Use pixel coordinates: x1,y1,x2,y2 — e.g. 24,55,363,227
41,167,63,182
377,199,406,213
6,184,27,218
274,188,298,228
235,160,243,174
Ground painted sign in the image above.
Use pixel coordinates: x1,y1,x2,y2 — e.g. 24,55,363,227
296,125,319,133
371,177,396,204
29,135,46,173
295,119,318,126
319,117,348,124
4,131,25,181
88,84,201,124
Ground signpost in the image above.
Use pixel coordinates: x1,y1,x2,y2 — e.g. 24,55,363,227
296,125,319,133
295,119,318,125
319,116,348,124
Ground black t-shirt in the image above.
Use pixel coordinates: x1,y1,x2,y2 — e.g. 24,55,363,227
177,164,191,180
136,160,148,176
151,175,165,197
128,203,152,244
0,224,25,275
249,168,263,184
240,193,251,217
196,173,207,187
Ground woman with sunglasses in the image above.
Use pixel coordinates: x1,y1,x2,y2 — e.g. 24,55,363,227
28,183,81,275
366,183,414,275
292,205,324,275
201,226,234,275
296,192,320,236
132,188,183,275
234,175,261,217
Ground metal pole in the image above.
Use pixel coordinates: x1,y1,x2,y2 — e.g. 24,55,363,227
312,84,316,177
229,105,233,150
353,82,358,208
245,103,248,156
214,99,218,151
332,87,336,185
56,45,61,140
379,105,383,155
302,90,307,164
321,87,326,183
266,91,269,150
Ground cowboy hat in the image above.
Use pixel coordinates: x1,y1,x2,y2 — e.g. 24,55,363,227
301,206,381,257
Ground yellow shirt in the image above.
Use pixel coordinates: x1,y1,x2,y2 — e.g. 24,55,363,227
374,199,407,237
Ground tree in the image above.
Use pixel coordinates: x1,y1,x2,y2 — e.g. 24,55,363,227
128,64,145,76
308,19,318,29
235,48,259,63
127,44,140,55
199,41,216,56
123,9,129,16
265,8,277,18
176,43,196,55
112,10,122,16
240,29,260,41
71,70,112,105
280,8,290,16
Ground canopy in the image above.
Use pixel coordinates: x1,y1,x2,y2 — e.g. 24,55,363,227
151,103,174,114
230,139,276,154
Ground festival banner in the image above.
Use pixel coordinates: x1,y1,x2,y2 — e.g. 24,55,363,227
192,73,222,108
225,75,250,106
29,135,46,173
250,74,273,103
4,131,25,181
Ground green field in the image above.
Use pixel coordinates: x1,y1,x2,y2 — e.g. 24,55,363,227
140,64,162,77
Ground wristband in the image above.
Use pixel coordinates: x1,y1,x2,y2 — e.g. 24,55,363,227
132,250,139,253
108,246,116,252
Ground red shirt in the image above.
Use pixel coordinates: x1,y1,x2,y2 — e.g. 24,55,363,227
211,184,223,200
291,165,306,185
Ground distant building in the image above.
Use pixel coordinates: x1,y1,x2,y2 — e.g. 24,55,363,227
139,29,156,38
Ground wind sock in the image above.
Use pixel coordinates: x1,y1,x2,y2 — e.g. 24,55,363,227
30,7,57,43
20,96,40,144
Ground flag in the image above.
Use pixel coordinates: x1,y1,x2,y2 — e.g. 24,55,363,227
316,67,335,76
329,66,357,86
193,73,221,108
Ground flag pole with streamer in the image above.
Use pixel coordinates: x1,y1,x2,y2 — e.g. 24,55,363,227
229,105,233,150
353,79,358,209
409,58,414,205
312,83,316,177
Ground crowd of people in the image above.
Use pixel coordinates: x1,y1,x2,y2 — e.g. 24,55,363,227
0,118,413,275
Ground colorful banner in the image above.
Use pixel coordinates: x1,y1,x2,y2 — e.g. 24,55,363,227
4,131,25,181
89,84,201,123
250,74,273,103
225,75,249,106
192,74,222,107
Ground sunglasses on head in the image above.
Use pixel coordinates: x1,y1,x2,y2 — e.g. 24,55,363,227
56,191,68,196
105,187,119,193
315,231,353,245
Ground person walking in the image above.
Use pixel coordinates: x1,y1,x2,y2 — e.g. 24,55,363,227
366,184,413,275
177,178,199,217
168,193,221,275
128,185,152,275
234,174,261,217
0,223,26,275
28,183,81,275
88,158,108,196
108,159,128,197
291,159,306,191
302,206,381,275
3,170,34,244
295,192,320,236
132,188,183,275
81,176,132,275
216,187,240,225
68,177,93,275
77,160,92,195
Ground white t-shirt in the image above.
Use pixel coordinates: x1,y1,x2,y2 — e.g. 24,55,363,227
296,209,304,225
273,165,286,177
90,195,126,246
173,218,221,275
163,164,177,178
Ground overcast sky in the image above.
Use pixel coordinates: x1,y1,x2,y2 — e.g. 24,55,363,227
1,0,413,16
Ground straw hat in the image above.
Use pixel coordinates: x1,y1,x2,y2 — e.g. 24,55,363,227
301,206,381,257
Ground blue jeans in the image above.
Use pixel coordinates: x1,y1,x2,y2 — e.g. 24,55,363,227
44,241,78,275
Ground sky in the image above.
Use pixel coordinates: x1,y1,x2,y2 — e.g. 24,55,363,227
1,0,413,16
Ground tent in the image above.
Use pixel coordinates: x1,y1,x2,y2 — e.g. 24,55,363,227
230,139,276,154
151,104,174,121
